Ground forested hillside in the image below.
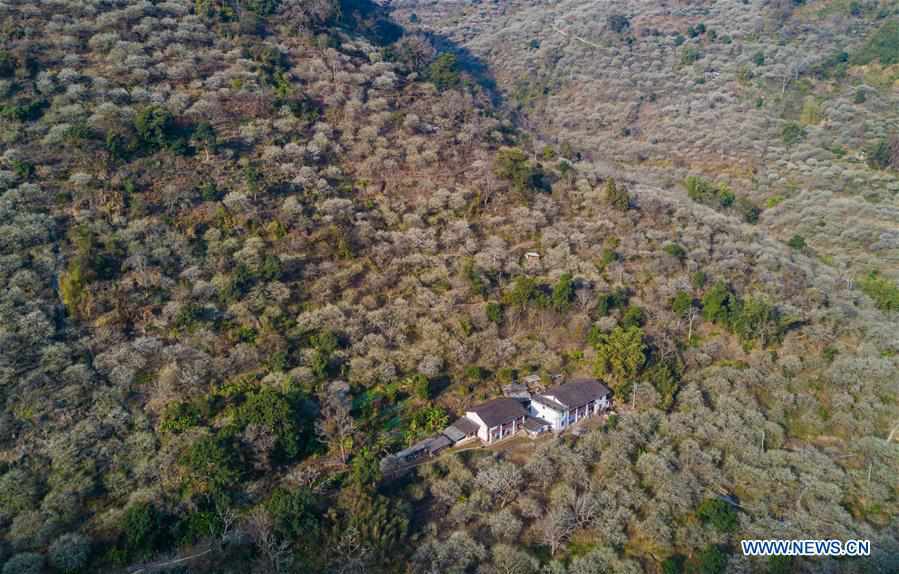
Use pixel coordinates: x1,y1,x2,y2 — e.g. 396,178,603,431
0,1,896,573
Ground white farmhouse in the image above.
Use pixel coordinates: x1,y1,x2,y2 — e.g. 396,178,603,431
530,378,611,431
464,397,529,444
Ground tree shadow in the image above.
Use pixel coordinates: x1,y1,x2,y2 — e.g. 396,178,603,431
422,30,502,106
339,0,502,105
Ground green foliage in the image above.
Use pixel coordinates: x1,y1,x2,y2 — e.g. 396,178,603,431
859,271,899,311
681,46,703,65
787,234,806,250
671,291,694,316
691,271,707,289
265,487,320,540
349,447,383,488
684,176,734,209
643,360,680,411
551,273,575,313
48,533,91,574
781,122,806,146
121,503,165,559
408,373,431,400
595,288,628,317
428,53,461,90
463,258,489,298
495,147,546,195
159,401,204,434
735,196,761,224
701,281,737,324
311,330,339,379
799,96,823,126
766,556,794,574
486,301,504,324
663,242,686,261
1,553,44,574
866,137,898,171
688,545,729,574
592,326,646,390
403,405,449,445
662,555,685,574
332,486,409,560
752,51,765,66
504,276,546,309
59,225,125,315
0,469,39,517
851,21,899,66
604,178,630,211
179,436,243,497
0,98,48,122
621,305,645,328
696,498,738,532
134,105,190,155
234,388,305,460
702,282,790,346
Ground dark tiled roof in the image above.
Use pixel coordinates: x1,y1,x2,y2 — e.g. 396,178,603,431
531,394,567,412
541,378,610,409
446,417,479,438
428,435,452,453
523,416,551,432
468,397,527,428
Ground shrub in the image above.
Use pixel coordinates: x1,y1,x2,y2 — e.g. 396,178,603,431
859,271,899,312
851,21,899,66
782,122,806,146
681,46,703,65
428,53,461,90
866,136,898,171
121,503,164,558
486,301,504,324
180,436,243,497
48,533,91,573
663,242,686,261
696,498,738,532
690,545,728,574
495,147,546,195
787,235,806,250
551,273,574,312
1,553,43,574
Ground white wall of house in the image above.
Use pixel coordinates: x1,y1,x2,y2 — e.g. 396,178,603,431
464,412,490,443
531,392,611,432
530,401,565,431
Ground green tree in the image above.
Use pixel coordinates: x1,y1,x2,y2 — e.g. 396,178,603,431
592,326,646,390
1,554,44,574
701,281,736,324
428,53,461,90
180,436,243,497
551,273,574,313
782,122,806,146
689,545,728,574
486,301,504,324
696,498,738,532
671,291,693,317
504,276,542,310
859,271,899,311
495,147,545,195
49,533,91,573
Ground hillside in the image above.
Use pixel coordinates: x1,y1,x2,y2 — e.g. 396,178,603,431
0,1,897,574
